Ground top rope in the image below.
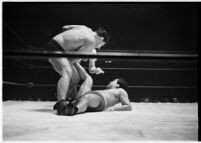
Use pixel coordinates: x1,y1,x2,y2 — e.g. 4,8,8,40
3,50,197,61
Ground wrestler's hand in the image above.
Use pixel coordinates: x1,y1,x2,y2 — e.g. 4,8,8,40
89,67,104,75
95,67,104,74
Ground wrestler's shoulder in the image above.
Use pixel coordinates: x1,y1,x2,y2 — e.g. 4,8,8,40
117,88,128,95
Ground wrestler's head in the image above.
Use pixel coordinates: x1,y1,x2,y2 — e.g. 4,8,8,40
95,28,109,49
106,78,128,91
117,78,128,91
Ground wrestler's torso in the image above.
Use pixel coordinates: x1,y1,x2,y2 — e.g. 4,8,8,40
96,88,123,109
53,26,96,51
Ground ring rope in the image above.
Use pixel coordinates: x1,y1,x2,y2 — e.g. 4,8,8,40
3,50,197,60
3,21,29,48
100,50,197,54
28,47,196,54
3,81,197,89
3,20,197,56
3,65,197,71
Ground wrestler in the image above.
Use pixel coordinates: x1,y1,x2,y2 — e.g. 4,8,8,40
60,63,132,116
46,25,109,115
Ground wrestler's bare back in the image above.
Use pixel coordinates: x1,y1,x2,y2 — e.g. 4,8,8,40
53,26,96,51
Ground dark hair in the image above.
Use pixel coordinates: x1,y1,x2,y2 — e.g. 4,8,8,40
117,78,128,91
95,28,109,44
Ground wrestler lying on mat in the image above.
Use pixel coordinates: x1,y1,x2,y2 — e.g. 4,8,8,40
46,25,109,114
54,62,132,116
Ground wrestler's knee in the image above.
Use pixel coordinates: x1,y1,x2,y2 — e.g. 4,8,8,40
80,95,90,105
49,58,73,77
83,94,94,102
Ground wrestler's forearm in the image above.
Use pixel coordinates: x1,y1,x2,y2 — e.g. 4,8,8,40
88,49,97,68
76,86,89,99
89,59,97,68
112,104,132,111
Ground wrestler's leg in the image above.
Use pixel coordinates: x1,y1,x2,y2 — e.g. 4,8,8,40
70,63,81,85
49,57,73,102
76,96,89,113
76,94,100,113
65,64,80,99
73,63,93,98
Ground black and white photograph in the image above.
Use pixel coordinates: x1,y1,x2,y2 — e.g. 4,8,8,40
2,2,199,141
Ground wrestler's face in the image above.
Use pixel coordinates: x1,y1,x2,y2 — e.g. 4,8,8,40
96,37,105,49
106,79,119,89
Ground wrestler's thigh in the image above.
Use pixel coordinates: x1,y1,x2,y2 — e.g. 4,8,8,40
48,57,72,76
70,64,80,83
84,94,100,107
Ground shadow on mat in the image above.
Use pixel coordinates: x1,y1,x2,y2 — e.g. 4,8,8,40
32,108,55,114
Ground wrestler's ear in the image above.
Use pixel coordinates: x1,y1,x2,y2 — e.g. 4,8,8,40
99,37,104,41
116,83,120,88
115,79,121,88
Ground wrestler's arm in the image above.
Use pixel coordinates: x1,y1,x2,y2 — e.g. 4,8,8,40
89,49,102,74
71,38,104,75
74,63,93,99
111,89,132,111
88,49,104,74
62,25,85,31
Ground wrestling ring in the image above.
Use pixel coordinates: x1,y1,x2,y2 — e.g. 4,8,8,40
2,49,198,141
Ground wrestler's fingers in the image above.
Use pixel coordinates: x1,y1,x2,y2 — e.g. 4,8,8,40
88,67,96,74
95,68,105,75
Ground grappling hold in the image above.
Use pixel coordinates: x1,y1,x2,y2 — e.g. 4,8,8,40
53,62,132,116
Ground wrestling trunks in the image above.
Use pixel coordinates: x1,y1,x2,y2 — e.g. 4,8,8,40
45,39,64,51
85,91,106,112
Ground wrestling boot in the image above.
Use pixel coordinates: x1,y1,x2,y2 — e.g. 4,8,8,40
53,97,74,110
53,100,68,115
60,102,78,116
53,102,59,110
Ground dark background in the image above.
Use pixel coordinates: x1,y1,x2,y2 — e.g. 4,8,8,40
3,2,198,102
